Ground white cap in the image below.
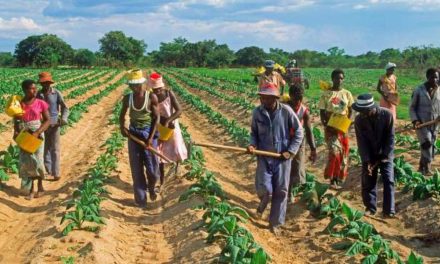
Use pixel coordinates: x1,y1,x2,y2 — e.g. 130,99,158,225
385,62,396,70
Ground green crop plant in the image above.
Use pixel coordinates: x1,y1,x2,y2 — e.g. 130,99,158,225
179,171,226,201
312,127,324,147
0,144,19,173
349,148,362,166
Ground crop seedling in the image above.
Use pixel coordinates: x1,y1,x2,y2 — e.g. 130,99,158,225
179,171,226,201
0,144,19,173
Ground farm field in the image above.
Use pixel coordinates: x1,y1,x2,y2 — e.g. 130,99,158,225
0,67,439,264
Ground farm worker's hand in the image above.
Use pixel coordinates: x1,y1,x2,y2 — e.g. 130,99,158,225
413,120,421,129
281,151,292,160
247,145,256,154
309,149,317,163
120,127,129,137
146,137,153,148
32,131,41,139
367,162,379,176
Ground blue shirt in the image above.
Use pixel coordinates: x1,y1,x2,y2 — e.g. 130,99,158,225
250,102,304,155
37,87,69,125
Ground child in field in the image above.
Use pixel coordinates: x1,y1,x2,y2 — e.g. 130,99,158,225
149,73,187,190
285,84,317,202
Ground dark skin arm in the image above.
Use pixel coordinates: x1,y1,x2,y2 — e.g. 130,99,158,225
16,110,51,139
119,95,130,137
376,79,385,97
303,110,317,162
162,91,182,128
147,93,160,147
320,109,330,127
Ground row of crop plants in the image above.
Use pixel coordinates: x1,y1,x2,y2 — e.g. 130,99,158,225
164,72,427,263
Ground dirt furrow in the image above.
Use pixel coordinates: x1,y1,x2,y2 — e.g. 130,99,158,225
0,82,127,263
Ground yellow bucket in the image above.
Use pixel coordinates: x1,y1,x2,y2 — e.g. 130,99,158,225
5,95,24,117
15,130,43,153
328,114,352,133
158,124,174,141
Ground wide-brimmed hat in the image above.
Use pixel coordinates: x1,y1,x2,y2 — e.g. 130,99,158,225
148,72,165,89
126,69,146,84
385,62,396,70
264,60,275,68
352,94,377,112
258,82,280,97
38,72,54,84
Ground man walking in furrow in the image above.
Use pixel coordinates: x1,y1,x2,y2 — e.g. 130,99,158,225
37,72,69,181
248,82,304,235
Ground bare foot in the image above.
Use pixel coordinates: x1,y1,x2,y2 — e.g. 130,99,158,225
25,192,35,200
34,191,44,198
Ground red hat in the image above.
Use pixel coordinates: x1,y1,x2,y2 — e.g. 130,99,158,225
38,72,54,84
148,72,165,89
258,82,280,97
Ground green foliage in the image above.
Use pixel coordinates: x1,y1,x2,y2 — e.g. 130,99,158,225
0,144,20,174
73,49,96,68
14,34,74,67
60,256,75,264
349,148,361,166
99,31,146,66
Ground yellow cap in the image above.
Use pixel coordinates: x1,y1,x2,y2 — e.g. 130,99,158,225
126,69,146,84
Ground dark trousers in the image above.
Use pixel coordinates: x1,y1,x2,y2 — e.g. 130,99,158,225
44,125,61,178
361,161,395,214
128,126,159,205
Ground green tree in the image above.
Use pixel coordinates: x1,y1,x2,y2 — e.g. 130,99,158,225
206,44,235,68
150,37,188,67
73,49,96,67
0,52,15,66
234,46,266,66
99,31,146,66
14,34,73,67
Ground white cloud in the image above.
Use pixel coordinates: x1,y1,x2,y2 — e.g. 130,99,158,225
353,4,368,9
366,0,440,10
0,17,40,31
235,0,314,14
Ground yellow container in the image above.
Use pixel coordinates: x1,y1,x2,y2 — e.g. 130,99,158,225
280,93,290,103
158,124,174,141
328,114,352,134
15,130,43,153
5,95,24,117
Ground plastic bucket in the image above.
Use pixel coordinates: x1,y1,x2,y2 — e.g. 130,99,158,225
15,130,43,153
158,124,174,141
328,114,351,134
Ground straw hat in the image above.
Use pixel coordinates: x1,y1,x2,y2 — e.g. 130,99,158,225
38,72,54,84
126,69,146,84
148,72,165,89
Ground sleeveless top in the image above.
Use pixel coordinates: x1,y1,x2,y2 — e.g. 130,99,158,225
293,103,308,126
129,92,151,128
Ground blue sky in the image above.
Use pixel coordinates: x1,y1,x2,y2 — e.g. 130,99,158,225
0,0,439,55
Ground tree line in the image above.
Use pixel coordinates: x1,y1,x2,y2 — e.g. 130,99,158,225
1,31,440,69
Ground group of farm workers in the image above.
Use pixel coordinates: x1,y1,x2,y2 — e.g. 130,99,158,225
6,72,69,199
5,63,439,237
251,59,439,234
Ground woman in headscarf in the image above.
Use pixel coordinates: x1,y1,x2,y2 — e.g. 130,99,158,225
319,69,354,189
14,79,50,199
149,72,187,190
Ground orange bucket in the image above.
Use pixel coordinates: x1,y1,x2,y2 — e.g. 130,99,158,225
158,124,174,141
15,130,43,153
328,114,351,134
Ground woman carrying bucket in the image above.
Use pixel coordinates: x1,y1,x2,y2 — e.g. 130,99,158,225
13,80,51,199
119,69,161,208
318,69,354,189
149,72,187,190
